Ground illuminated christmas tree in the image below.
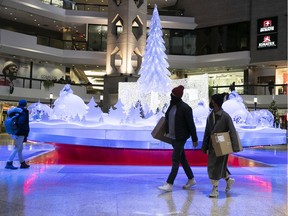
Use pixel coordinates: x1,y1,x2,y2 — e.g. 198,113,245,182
137,4,171,96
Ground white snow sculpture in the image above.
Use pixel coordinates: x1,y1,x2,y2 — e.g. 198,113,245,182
86,97,103,122
222,92,250,124
193,100,209,126
127,105,143,124
52,84,88,120
28,101,52,121
108,99,127,124
251,109,274,127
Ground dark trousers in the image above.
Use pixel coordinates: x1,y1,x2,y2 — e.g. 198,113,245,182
167,139,194,184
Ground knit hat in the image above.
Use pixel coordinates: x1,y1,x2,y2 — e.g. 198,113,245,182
172,85,184,98
18,99,27,107
211,93,226,107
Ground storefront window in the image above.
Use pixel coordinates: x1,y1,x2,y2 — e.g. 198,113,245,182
208,71,244,94
276,68,288,95
88,25,107,51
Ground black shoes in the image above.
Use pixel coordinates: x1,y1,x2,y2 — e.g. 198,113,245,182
5,161,18,170
5,161,30,169
20,161,30,169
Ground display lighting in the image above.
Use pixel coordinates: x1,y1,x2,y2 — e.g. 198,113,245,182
254,97,258,110
49,93,53,108
84,70,107,76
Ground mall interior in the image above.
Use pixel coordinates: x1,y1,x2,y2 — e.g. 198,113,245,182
0,0,287,215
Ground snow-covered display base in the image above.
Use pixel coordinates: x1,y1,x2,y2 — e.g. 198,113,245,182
28,84,286,149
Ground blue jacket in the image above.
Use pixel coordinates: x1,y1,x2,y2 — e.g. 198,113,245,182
15,106,30,137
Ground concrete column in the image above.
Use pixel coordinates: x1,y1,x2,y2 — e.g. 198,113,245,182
106,0,147,75
104,0,147,111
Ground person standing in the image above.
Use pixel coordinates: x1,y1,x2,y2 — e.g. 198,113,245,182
201,93,241,198
158,85,198,192
5,99,30,169
229,82,235,92
268,80,274,95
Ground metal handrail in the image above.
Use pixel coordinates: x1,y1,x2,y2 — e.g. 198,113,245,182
210,84,287,95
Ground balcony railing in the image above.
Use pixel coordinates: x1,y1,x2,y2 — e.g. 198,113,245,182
210,84,287,96
1,74,286,97
0,74,94,92
39,0,185,16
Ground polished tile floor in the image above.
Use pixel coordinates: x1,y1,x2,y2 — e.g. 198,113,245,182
0,134,287,216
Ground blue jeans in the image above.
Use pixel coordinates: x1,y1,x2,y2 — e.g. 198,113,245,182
8,136,25,163
167,139,194,184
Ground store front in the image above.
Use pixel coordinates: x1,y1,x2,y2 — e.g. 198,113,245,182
208,71,244,94
276,68,288,95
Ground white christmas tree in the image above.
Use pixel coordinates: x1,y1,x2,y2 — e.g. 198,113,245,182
127,105,143,124
85,97,103,121
137,4,171,96
108,99,126,123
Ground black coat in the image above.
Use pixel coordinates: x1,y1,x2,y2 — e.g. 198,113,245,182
165,100,198,142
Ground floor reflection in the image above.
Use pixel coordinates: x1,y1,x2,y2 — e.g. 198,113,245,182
0,133,287,216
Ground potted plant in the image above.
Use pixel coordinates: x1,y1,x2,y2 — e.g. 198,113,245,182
43,79,54,90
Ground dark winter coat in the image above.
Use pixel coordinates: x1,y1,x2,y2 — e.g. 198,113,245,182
15,106,30,137
165,100,198,142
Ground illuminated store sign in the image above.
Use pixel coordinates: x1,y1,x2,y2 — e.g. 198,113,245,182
257,34,277,49
257,17,278,50
257,17,277,34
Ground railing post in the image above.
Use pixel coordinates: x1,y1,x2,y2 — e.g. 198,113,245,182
29,61,33,88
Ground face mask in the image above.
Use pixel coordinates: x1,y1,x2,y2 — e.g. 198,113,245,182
170,94,181,105
209,102,214,109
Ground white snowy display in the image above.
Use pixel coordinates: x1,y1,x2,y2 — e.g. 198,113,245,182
250,109,274,128
137,4,171,97
108,99,127,124
193,100,209,126
51,84,88,120
119,74,209,116
127,105,144,124
222,91,274,128
28,101,52,121
222,91,250,124
28,84,286,149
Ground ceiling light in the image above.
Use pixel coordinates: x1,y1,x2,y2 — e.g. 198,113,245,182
90,78,104,81
84,70,106,76
92,86,104,90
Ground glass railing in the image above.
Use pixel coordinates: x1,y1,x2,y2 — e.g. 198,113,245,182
39,0,63,8
2,74,286,96
210,84,287,96
38,0,185,16
0,74,94,91
37,37,90,51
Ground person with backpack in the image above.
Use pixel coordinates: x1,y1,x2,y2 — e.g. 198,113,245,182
5,99,30,169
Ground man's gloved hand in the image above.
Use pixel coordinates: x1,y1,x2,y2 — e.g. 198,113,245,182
193,141,198,148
